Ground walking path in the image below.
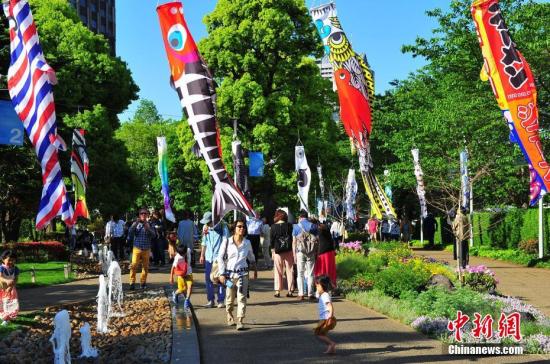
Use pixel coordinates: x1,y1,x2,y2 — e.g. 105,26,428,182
18,265,171,312
191,268,538,363
414,249,550,316
17,261,548,362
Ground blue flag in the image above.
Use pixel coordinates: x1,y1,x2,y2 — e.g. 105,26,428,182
249,152,264,177
0,100,24,146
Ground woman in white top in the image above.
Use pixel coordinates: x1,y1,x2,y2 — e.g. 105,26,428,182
218,219,257,330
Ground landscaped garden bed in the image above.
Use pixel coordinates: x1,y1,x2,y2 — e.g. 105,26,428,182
338,241,550,354
0,289,171,363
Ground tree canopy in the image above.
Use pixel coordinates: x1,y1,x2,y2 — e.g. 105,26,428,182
370,0,549,215
0,0,138,241
195,0,350,217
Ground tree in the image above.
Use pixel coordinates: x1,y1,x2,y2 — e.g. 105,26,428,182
0,0,138,240
371,0,549,216
193,0,350,218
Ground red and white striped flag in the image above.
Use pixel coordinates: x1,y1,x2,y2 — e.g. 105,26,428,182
3,0,73,229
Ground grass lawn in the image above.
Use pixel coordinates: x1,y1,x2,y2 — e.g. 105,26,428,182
0,312,37,339
16,261,76,288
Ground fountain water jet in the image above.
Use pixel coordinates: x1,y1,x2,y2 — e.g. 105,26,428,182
96,274,109,334
107,261,124,317
78,322,98,358
49,310,71,364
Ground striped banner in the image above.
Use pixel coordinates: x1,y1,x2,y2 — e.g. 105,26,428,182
4,0,73,229
71,129,89,223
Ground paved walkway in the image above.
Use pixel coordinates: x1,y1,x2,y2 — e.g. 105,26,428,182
191,268,541,363
18,265,171,312
17,260,549,362
414,249,550,316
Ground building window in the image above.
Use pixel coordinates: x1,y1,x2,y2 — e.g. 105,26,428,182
91,19,97,29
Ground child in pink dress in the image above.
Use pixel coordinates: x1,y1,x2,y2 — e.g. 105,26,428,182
0,250,20,325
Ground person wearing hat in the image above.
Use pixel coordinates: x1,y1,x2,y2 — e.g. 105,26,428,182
199,212,229,308
127,208,157,290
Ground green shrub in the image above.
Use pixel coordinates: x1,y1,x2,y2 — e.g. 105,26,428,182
374,261,431,298
336,253,372,280
346,289,418,324
463,271,497,293
365,251,388,271
413,287,500,319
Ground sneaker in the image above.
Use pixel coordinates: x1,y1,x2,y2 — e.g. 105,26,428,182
204,301,214,308
217,302,225,308
227,314,235,326
129,283,135,291
172,292,179,304
140,283,147,290
236,320,245,330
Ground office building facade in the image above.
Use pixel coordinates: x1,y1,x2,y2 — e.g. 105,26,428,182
68,0,116,54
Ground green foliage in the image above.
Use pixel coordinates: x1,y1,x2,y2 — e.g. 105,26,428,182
16,261,76,288
0,0,138,240
413,287,500,319
338,272,376,293
335,253,375,280
346,289,419,324
371,0,549,214
374,260,432,298
198,0,349,214
463,272,497,293
0,313,37,339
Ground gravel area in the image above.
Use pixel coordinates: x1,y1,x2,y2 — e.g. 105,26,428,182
0,289,171,363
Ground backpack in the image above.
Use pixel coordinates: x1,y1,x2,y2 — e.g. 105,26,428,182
174,257,188,277
274,223,292,254
296,224,319,258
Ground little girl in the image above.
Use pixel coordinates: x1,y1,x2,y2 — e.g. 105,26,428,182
0,250,20,325
170,244,193,309
314,275,336,354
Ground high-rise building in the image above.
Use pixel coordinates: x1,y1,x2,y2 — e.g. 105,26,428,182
68,0,116,55
316,55,334,83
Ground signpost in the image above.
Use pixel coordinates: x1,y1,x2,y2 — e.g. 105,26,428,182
0,100,24,146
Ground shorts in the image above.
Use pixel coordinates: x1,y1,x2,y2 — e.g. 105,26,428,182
314,317,337,336
176,274,193,294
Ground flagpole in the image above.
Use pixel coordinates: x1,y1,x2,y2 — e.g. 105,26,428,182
233,119,237,222
539,195,544,259
469,183,474,247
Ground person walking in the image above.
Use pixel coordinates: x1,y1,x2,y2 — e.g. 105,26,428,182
400,216,412,245
127,208,156,290
246,216,263,263
452,207,471,269
293,210,319,301
270,209,294,298
218,219,257,330
314,224,337,290
150,210,166,266
177,211,196,266
423,213,438,248
199,212,228,308
260,217,272,269
314,275,337,354
366,216,379,242
105,215,126,261
389,216,400,241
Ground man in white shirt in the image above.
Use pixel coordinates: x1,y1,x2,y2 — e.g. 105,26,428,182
105,215,126,260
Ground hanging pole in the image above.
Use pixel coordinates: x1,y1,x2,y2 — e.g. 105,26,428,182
469,182,474,247
420,216,424,246
539,194,544,259
233,119,238,222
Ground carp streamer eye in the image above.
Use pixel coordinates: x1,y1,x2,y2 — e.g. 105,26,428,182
330,32,343,45
167,24,187,51
339,71,346,80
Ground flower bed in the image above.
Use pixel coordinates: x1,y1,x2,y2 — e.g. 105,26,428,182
0,241,68,262
337,245,550,354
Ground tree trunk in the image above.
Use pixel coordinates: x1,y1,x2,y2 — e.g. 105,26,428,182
1,208,22,242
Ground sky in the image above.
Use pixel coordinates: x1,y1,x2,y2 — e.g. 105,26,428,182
116,0,450,121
